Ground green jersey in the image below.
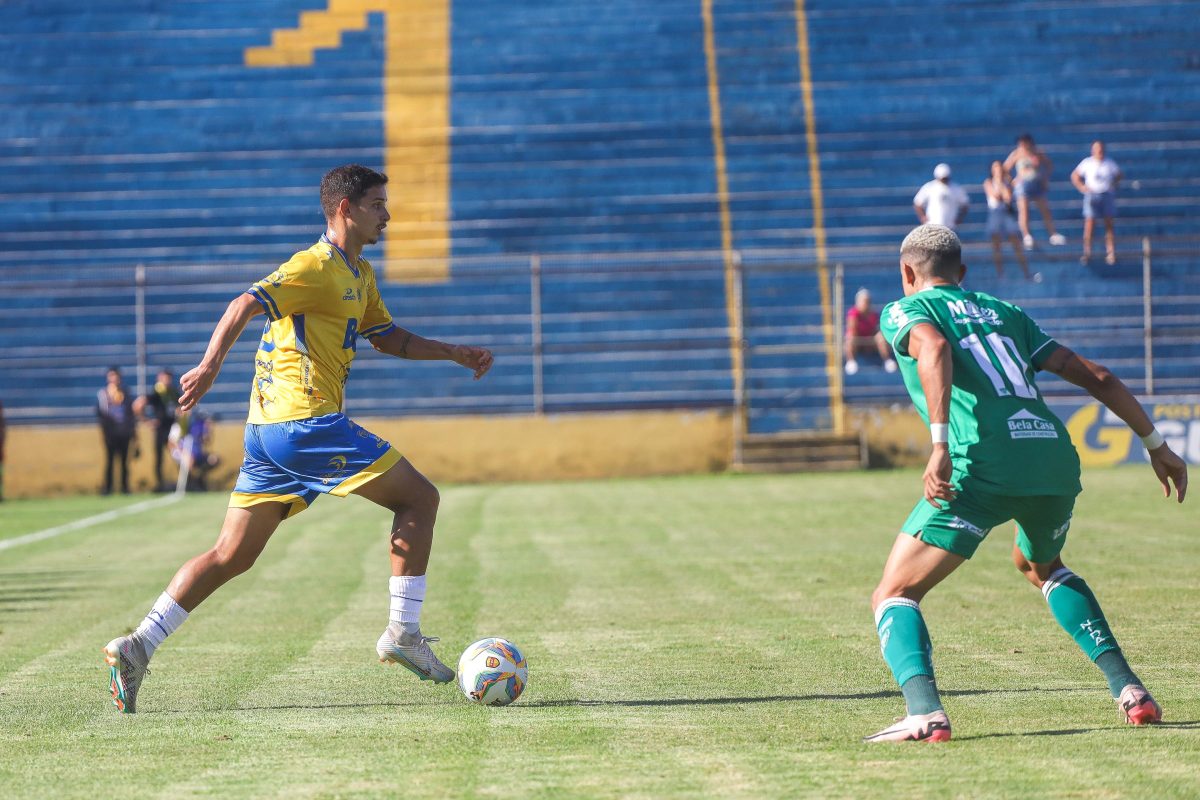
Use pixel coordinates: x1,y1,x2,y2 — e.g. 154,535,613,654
879,284,1081,497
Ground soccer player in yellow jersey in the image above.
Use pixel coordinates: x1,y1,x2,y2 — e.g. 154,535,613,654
103,165,494,712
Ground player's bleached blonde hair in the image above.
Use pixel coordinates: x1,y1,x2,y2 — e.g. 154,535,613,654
900,224,962,279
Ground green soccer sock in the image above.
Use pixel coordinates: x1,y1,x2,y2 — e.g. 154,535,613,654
875,597,943,714
1042,567,1138,697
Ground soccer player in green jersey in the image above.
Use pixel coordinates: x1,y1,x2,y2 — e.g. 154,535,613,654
864,224,1188,743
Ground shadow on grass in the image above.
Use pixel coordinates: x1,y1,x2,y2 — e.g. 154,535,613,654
957,720,1200,741
522,686,1097,709
161,686,1102,715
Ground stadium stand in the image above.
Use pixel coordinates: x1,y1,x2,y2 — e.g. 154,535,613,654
0,0,1196,435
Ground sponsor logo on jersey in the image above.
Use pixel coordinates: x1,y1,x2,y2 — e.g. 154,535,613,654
947,515,990,538
946,298,1002,326
342,287,356,301
1007,409,1059,439
320,454,349,485
1052,517,1072,540
886,303,910,328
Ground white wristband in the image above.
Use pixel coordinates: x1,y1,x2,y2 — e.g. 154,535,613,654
930,423,949,444
1141,429,1165,450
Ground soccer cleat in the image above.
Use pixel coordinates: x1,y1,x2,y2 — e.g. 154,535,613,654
102,635,151,714
1049,233,1067,246
1116,684,1161,726
863,710,952,743
376,623,455,683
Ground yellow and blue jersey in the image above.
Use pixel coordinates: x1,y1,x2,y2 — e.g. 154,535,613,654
245,235,396,424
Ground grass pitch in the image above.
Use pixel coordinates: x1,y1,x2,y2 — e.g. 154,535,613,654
1,467,1197,799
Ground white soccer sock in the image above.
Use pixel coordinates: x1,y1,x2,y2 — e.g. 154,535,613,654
134,591,189,657
389,574,426,633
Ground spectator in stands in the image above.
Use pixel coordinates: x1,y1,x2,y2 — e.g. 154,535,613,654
0,398,6,502
982,160,1037,281
913,164,969,230
135,368,181,492
844,288,897,375
96,366,138,495
1004,133,1066,250
1071,140,1123,266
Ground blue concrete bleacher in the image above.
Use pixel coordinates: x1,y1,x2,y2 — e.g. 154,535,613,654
0,0,1197,430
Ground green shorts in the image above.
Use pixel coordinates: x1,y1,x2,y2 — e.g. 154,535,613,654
900,489,1076,562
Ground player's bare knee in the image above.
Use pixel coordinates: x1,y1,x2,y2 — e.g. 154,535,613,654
871,584,909,610
210,544,258,577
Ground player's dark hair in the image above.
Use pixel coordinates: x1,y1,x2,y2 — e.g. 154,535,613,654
319,164,388,221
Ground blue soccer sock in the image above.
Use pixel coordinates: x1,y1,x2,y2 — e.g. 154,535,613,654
876,597,943,714
1042,567,1138,697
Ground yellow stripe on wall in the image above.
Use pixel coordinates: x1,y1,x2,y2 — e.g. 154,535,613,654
792,0,844,433
245,0,450,282
701,0,746,435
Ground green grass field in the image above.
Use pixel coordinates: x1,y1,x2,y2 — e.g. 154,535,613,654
1,467,1197,798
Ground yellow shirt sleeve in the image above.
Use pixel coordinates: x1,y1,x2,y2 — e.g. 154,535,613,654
358,263,396,339
246,252,327,321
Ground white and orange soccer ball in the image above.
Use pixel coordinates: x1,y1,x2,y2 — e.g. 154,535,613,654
456,638,528,706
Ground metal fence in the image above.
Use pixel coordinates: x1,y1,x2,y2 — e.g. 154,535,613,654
1,240,1197,431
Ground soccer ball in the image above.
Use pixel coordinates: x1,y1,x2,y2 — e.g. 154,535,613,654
456,638,528,706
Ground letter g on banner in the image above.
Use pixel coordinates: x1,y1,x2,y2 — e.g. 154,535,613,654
1066,404,1133,467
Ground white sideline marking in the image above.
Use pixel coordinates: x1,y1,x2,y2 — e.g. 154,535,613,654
0,493,182,552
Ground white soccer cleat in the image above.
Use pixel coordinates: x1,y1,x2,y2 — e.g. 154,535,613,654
883,358,898,374
102,635,151,714
844,359,859,376
376,623,455,683
1116,684,1162,726
863,710,951,743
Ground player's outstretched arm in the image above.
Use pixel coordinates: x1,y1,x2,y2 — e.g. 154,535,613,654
179,293,264,412
371,326,494,380
908,322,956,507
1042,345,1187,503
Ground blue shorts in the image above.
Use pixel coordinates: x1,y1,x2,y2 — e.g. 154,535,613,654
1014,177,1045,200
1084,191,1116,220
230,413,401,518
986,206,1020,237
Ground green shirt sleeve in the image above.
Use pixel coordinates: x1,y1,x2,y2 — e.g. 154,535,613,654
1011,302,1060,369
880,298,937,357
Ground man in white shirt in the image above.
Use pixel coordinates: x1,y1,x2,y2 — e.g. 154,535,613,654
913,164,969,230
1071,140,1123,265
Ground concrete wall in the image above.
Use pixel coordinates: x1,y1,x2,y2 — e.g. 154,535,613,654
3,410,735,498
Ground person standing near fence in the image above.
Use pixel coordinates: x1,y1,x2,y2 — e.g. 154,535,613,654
1071,140,1122,266
1004,133,1066,251
135,368,181,492
96,366,138,495
913,164,969,231
982,161,1035,281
